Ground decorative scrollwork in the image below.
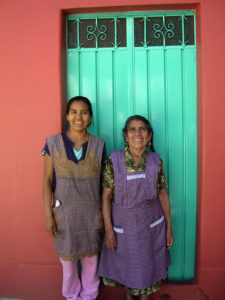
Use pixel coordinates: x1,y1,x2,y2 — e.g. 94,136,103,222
166,23,175,39
153,22,175,40
153,23,163,39
87,24,107,44
67,14,194,49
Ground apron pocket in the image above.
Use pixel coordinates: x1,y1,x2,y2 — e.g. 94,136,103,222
150,216,164,228
52,202,65,232
113,226,124,255
150,216,166,252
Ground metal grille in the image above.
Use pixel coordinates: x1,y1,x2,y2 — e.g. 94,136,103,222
134,15,194,47
67,18,126,49
67,14,195,49
184,16,195,45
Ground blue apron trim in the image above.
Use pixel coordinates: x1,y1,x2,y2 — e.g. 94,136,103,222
113,226,124,234
150,216,164,228
126,173,146,180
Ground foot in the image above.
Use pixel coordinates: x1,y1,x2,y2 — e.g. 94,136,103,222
126,291,136,300
140,295,148,300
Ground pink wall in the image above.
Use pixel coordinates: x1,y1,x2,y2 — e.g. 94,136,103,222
0,1,224,299
196,0,225,298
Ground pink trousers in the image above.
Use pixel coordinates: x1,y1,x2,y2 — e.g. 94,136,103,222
60,255,100,300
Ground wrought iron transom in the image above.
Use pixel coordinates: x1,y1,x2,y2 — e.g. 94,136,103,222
67,18,126,49
67,14,195,49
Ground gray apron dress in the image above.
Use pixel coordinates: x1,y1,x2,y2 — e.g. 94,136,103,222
98,150,171,289
46,134,104,260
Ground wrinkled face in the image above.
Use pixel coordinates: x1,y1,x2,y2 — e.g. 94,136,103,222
125,120,151,152
66,101,92,132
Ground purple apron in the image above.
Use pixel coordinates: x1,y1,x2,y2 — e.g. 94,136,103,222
98,150,171,289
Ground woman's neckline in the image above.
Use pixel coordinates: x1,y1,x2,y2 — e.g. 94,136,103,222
65,130,89,150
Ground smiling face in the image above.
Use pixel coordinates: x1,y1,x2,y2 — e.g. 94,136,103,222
66,101,92,133
125,120,151,153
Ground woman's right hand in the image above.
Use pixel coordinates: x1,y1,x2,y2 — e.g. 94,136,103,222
45,215,56,236
105,228,117,251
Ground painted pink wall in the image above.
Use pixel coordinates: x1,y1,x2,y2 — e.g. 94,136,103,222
196,0,225,298
0,1,224,299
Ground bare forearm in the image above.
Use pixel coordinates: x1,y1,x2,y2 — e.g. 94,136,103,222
43,154,54,218
102,188,113,231
43,179,53,218
158,189,172,229
158,189,174,248
43,154,56,236
102,187,117,251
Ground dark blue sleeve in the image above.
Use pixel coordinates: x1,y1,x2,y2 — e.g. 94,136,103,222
42,142,56,192
42,143,50,156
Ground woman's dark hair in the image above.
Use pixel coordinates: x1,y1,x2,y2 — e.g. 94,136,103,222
66,96,93,117
123,115,155,152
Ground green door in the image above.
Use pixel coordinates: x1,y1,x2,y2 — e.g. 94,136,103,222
66,11,197,280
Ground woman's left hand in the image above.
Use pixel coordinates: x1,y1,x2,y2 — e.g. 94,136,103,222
105,228,117,251
166,228,174,249
157,189,174,249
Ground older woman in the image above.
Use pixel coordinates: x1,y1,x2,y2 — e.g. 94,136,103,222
98,115,174,300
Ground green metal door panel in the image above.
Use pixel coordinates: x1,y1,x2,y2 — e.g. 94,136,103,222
66,12,197,281
80,52,97,101
67,52,80,99
97,51,114,150
126,17,135,118
148,49,166,162
166,49,184,279
134,49,148,117
79,51,98,135
113,50,129,149
183,48,197,279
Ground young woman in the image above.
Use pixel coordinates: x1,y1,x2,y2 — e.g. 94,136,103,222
43,96,106,300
